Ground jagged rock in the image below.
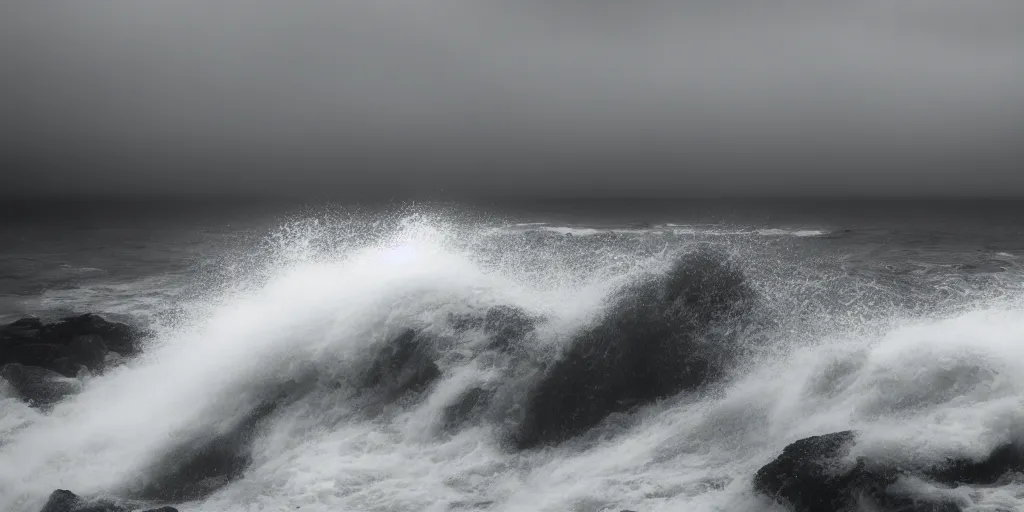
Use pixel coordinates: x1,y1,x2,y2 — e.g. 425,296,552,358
0,363,81,405
512,247,756,449
753,430,1024,512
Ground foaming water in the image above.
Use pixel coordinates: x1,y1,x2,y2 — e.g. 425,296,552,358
2,211,1024,512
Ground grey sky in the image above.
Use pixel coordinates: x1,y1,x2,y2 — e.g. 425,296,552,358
2,1,1023,197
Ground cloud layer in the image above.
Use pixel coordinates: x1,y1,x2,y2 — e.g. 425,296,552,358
2,1,1023,197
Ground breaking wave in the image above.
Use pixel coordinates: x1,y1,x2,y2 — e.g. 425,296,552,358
2,212,1023,512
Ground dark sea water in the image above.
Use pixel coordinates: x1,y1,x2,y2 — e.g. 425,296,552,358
2,198,1024,512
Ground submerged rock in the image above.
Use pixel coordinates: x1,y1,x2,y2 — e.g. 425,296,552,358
441,386,495,432
512,247,757,449
129,400,281,502
483,305,537,350
449,305,540,351
361,329,441,399
754,431,1024,512
0,363,82,405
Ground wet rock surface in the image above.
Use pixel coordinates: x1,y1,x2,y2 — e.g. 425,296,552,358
511,248,757,449
361,328,442,399
38,489,178,512
0,314,143,381
754,430,1024,512
0,363,82,406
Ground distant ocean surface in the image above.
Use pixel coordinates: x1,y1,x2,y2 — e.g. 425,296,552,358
3,198,1024,512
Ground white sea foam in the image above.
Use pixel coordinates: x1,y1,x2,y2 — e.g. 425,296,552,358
0,215,1021,512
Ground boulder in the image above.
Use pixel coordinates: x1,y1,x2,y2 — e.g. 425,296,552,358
0,314,141,377
753,431,884,512
42,314,138,356
512,247,756,449
38,490,178,512
38,489,126,512
0,363,81,405
753,431,1024,512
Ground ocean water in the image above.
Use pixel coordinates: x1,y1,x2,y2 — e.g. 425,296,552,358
2,198,1024,512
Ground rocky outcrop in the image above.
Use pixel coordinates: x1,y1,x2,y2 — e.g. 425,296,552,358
1,314,143,378
0,363,82,405
511,247,757,449
38,489,177,512
754,431,1024,512
0,314,143,406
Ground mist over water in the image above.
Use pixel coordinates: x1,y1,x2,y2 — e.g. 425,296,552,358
3,204,1024,512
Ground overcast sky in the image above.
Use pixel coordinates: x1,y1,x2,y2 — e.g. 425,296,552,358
2,1,1023,198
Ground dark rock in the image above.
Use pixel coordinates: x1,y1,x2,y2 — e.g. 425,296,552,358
483,306,536,350
1,363,81,405
1,314,141,377
2,318,43,340
38,490,127,512
753,431,878,512
66,335,108,371
448,305,538,350
39,490,80,512
36,490,178,512
448,313,484,332
0,343,65,368
50,357,87,379
361,329,441,399
753,431,1023,512
924,442,1024,486
512,247,756,449
43,314,138,356
441,387,494,431
129,399,281,502
10,317,44,330
2,317,45,346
